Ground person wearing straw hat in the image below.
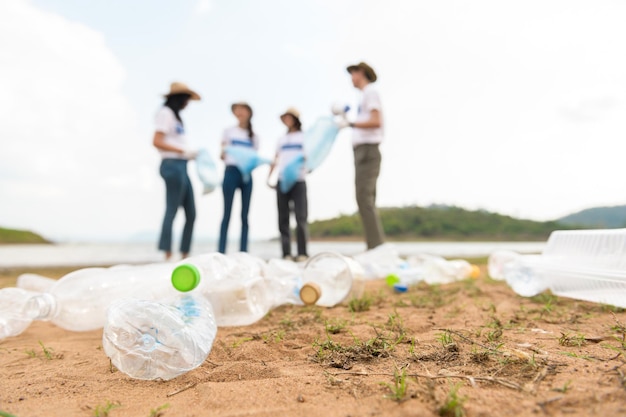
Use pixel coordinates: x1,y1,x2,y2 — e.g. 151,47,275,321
340,62,386,249
153,81,201,260
218,102,258,253
267,107,309,261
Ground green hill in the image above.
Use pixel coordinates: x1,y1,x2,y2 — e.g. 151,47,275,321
0,227,50,244
558,205,626,228
309,205,576,241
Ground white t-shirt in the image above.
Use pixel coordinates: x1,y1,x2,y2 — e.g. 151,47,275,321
155,106,187,159
352,83,384,146
222,126,258,166
276,131,306,182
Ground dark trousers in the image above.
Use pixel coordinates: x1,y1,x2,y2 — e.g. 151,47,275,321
354,144,385,249
277,181,308,257
158,159,196,253
219,166,252,253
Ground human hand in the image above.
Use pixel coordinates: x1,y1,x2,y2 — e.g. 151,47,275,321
266,178,276,189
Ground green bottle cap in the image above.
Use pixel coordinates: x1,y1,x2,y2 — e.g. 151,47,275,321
385,274,400,287
172,264,201,292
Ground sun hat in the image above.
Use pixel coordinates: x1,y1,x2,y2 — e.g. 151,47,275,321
346,62,377,82
280,107,301,121
231,101,253,116
164,82,201,100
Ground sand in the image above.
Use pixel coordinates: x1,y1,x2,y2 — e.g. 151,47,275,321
2,264,626,417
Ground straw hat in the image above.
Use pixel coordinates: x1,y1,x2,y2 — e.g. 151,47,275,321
280,107,301,121
346,62,377,82
164,82,201,100
231,101,253,116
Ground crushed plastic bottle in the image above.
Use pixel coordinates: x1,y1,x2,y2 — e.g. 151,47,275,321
171,253,273,327
103,294,217,380
264,258,304,307
489,228,626,307
385,254,480,292
353,243,408,279
0,264,178,340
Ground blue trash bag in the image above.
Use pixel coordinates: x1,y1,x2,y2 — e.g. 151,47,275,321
304,116,340,172
225,146,272,183
280,155,305,194
196,148,220,194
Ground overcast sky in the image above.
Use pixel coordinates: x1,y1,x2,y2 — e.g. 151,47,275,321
1,0,625,243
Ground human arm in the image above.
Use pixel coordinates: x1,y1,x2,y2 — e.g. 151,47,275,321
267,153,279,188
350,109,381,129
153,131,184,154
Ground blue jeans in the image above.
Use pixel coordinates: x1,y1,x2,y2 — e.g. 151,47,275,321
158,159,196,253
219,166,252,253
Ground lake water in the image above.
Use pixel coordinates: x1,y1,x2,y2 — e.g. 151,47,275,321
0,241,546,268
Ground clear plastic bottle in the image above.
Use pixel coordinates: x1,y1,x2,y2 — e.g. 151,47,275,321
16,273,57,293
299,253,365,307
171,253,273,327
103,294,217,381
263,258,304,307
408,254,479,284
0,264,178,339
353,243,408,279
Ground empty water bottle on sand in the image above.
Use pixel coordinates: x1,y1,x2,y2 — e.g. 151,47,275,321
264,258,304,307
386,255,479,292
0,263,179,339
298,253,365,307
171,253,273,327
353,243,408,279
16,273,57,293
103,294,217,380
489,228,626,307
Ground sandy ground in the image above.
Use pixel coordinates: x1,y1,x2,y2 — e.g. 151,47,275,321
2,264,626,417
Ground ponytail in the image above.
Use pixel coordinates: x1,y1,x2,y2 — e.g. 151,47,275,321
247,120,254,144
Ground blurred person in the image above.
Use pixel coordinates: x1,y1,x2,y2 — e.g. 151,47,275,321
339,62,386,249
218,102,258,253
267,107,309,261
152,82,201,260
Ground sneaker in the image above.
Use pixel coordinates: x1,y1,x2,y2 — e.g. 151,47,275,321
283,255,293,261
294,255,309,263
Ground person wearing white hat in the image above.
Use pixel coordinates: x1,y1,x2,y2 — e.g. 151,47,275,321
341,62,386,250
268,107,309,261
153,82,201,260
218,102,258,253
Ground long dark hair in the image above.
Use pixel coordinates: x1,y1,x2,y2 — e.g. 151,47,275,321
292,117,302,132
164,93,190,124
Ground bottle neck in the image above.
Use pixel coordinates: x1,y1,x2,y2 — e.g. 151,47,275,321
24,293,57,321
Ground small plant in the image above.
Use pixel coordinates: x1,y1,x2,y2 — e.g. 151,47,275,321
148,403,170,417
279,315,295,330
436,331,454,347
348,294,372,313
438,383,466,417
92,400,121,417
485,329,502,342
558,332,586,347
552,380,573,393
324,318,347,335
381,368,409,402
25,348,37,358
231,337,253,348
262,329,285,343
39,341,54,360
0,410,18,417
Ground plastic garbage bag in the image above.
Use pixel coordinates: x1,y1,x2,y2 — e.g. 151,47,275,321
225,146,271,183
280,155,304,194
196,148,220,194
304,116,340,172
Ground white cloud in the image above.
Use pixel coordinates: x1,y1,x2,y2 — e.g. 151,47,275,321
0,0,161,241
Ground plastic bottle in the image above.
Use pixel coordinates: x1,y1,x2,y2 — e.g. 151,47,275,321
408,254,479,284
171,253,273,327
103,294,217,381
489,229,626,306
353,243,408,279
0,264,178,339
16,273,57,293
263,258,304,307
299,252,365,307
